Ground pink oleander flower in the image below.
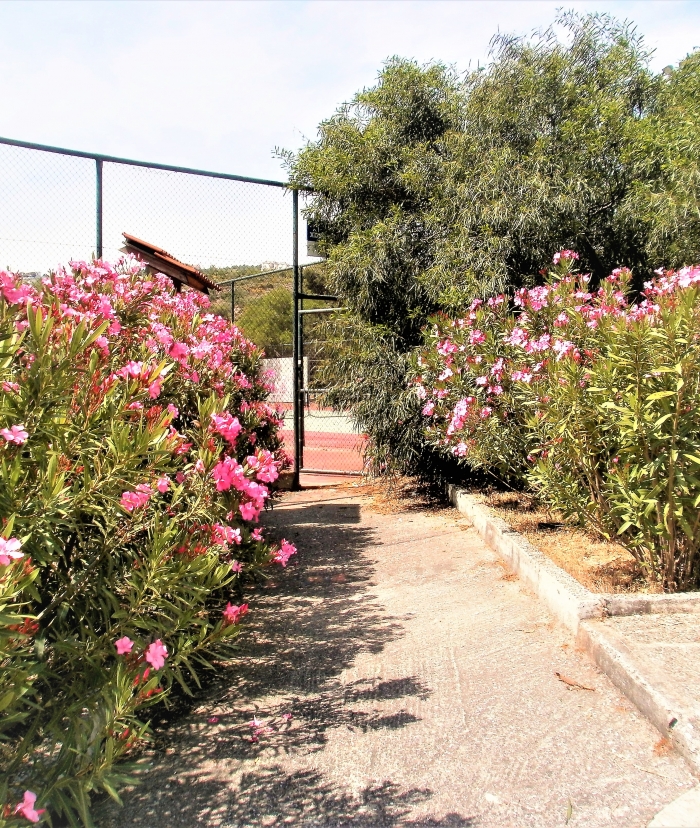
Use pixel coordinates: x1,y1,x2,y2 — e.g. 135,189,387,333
148,377,162,398
167,404,179,418
115,636,134,655
0,536,23,566
144,639,168,670
120,485,152,512
2,381,20,393
169,341,189,361
469,329,486,345
231,560,243,573
248,449,279,483
222,602,248,626
553,249,579,265
273,539,297,567
452,441,468,457
194,459,206,474
422,400,435,416
116,360,144,380
437,339,458,356
552,339,578,361
156,476,170,493
1,424,28,444
239,501,259,522
479,407,493,419
210,411,243,445
251,528,264,541
212,524,242,546
14,790,45,824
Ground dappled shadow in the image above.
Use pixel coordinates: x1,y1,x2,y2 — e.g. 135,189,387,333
93,494,473,827
98,765,477,827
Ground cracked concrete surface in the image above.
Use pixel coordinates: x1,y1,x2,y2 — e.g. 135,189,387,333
96,486,696,827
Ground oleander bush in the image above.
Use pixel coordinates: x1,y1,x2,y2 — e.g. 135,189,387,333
415,252,700,592
0,259,295,826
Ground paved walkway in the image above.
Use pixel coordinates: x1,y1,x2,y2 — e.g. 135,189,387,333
98,486,696,827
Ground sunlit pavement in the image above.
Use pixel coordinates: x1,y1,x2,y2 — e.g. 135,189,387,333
96,485,696,827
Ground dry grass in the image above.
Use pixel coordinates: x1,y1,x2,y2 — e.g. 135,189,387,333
476,490,662,594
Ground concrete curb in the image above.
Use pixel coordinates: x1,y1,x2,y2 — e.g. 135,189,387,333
447,484,700,777
578,621,700,776
647,785,700,827
447,484,603,633
447,485,700,631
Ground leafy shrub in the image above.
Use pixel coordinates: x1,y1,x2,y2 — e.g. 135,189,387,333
0,259,295,826
415,253,700,591
284,13,677,475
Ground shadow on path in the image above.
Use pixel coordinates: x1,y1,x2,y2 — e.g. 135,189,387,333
95,495,477,826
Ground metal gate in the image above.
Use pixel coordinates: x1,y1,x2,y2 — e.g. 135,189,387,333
293,255,366,480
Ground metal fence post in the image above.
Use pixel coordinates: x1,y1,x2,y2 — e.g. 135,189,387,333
95,158,103,259
292,189,301,490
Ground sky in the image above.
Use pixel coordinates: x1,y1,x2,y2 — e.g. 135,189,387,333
1,0,699,271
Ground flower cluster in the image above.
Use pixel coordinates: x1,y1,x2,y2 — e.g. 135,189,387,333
0,258,293,825
414,252,700,590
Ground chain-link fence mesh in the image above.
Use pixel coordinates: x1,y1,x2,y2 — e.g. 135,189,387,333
0,138,366,478
0,142,96,274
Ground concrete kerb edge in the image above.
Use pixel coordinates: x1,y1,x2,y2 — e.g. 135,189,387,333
446,484,604,634
447,483,700,777
577,621,700,776
446,484,700,628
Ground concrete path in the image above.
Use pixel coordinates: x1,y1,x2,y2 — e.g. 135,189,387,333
97,486,697,827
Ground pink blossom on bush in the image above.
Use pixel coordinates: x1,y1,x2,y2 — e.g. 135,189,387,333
210,411,243,445
211,524,242,546
114,637,134,655
553,250,579,265
1,424,28,444
0,536,23,566
239,501,260,522
144,640,168,670
14,790,45,824
273,539,297,567
222,602,248,626
120,485,152,512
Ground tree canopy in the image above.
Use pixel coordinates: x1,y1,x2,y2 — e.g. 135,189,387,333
284,11,700,475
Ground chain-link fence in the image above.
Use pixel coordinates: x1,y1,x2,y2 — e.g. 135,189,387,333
0,136,366,480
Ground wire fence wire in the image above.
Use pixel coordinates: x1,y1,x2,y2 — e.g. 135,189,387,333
0,137,365,477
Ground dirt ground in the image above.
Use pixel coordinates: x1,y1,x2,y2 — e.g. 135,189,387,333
94,483,695,827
